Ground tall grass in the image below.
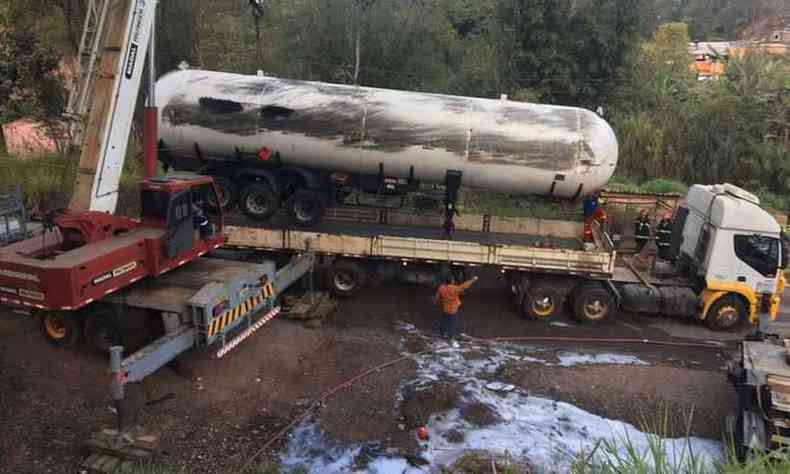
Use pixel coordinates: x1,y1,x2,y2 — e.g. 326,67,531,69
0,153,77,209
605,176,687,195
570,408,790,474
461,190,583,220
0,149,143,213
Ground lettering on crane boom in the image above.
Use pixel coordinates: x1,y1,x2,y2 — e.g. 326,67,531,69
124,0,148,79
92,261,138,285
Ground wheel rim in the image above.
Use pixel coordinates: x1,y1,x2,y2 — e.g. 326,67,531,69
716,305,740,328
44,314,67,340
246,192,272,215
294,199,316,222
333,271,357,292
583,297,607,320
531,295,556,318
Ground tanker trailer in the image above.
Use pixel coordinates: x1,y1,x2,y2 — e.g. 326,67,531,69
156,69,618,226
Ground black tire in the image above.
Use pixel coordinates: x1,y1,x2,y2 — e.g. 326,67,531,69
327,260,367,297
573,285,613,324
40,311,81,346
522,285,563,320
726,412,748,463
240,183,280,221
205,176,238,212
84,308,123,353
705,295,746,331
286,190,325,227
567,280,601,312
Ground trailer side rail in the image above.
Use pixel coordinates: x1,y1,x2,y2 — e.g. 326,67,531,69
225,225,615,278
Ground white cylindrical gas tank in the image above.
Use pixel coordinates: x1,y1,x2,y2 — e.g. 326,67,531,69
156,69,618,198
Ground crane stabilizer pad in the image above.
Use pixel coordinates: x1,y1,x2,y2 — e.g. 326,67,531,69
80,426,161,473
215,305,282,358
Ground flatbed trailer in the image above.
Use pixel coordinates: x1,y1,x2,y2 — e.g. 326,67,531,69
223,215,622,322
223,191,782,331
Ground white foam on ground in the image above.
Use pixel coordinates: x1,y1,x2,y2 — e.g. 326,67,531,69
555,351,649,367
281,335,721,473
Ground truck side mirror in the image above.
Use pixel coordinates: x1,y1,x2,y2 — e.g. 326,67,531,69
781,231,789,269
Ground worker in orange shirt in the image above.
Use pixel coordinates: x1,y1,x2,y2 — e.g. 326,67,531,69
434,275,478,339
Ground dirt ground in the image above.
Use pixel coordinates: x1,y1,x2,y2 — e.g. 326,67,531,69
0,271,752,473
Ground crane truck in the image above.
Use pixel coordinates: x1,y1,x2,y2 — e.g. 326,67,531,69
0,0,315,392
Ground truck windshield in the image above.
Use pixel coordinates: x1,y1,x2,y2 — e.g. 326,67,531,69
734,235,780,277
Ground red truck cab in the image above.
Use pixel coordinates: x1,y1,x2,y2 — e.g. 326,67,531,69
0,175,226,311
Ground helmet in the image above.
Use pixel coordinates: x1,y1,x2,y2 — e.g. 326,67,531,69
639,208,649,216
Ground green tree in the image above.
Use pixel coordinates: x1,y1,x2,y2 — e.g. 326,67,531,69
489,0,643,105
0,28,65,123
157,0,200,75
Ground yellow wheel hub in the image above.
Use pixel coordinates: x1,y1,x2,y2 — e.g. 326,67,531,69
531,297,555,318
44,314,67,340
717,306,738,325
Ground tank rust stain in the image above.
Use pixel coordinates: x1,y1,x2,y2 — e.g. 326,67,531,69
162,98,579,170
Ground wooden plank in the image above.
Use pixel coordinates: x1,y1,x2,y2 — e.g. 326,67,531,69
70,0,134,211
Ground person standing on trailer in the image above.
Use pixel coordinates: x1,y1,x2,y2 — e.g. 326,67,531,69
634,208,652,252
434,275,478,339
656,212,674,260
583,193,599,221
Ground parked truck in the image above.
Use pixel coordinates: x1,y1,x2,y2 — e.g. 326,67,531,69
225,183,787,330
727,331,790,458
155,69,619,226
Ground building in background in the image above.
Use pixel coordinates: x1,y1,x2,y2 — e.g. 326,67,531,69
688,26,789,81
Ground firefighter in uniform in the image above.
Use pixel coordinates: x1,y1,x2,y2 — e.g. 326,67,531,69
656,212,673,260
633,208,651,253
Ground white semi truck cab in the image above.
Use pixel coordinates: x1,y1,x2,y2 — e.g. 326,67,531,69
676,183,788,326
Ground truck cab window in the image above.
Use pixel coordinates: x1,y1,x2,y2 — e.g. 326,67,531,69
734,234,779,277
141,190,170,220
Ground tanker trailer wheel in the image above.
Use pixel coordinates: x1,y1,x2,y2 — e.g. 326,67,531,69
572,285,613,324
240,183,281,221
206,176,237,212
704,295,745,331
286,190,325,227
40,311,81,346
84,308,123,353
327,260,367,297
522,286,562,320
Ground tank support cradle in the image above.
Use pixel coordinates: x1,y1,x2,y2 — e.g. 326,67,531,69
443,170,463,239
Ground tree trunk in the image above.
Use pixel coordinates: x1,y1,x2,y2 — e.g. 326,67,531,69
354,28,360,85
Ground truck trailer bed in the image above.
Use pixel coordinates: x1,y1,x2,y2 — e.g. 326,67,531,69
226,215,584,249
225,219,616,278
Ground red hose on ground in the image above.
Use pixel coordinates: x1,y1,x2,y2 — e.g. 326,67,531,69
469,335,731,349
241,334,729,469
241,350,429,472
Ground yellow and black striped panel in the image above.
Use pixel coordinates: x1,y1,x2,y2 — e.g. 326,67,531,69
207,284,275,337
